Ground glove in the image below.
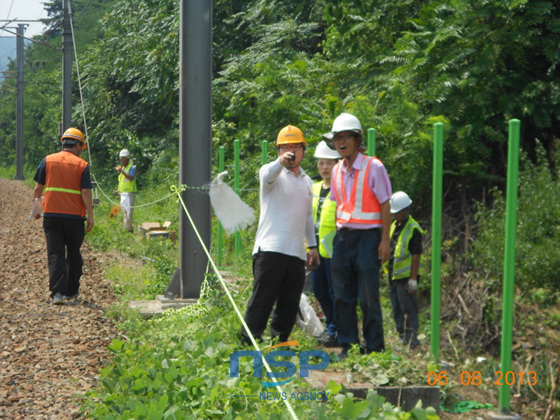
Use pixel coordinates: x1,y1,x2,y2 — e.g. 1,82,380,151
407,279,417,294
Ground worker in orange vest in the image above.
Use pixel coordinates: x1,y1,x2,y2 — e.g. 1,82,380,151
327,113,392,359
32,128,94,305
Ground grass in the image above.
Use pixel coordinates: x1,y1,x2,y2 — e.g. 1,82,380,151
77,171,443,418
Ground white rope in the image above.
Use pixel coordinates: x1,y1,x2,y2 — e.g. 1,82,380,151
68,1,92,167
171,185,299,420
91,173,176,209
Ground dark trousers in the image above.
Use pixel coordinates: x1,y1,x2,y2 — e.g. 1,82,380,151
389,279,419,345
312,256,336,336
43,217,85,298
241,251,305,343
331,228,385,352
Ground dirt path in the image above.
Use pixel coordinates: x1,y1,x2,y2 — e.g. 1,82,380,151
0,179,118,419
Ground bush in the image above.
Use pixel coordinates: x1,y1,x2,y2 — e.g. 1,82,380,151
471,141,560,297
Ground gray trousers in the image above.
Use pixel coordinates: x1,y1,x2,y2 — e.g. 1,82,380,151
389,278,419,345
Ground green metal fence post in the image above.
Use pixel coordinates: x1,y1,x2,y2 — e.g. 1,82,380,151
431,123,444,362
217,146,225,266
262,140,268,165
499,119,521,413
367,128,376,156
234,140,242,256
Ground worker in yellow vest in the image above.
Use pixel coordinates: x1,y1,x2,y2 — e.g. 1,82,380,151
312,141,341,347
387,191,424,349
115,149,137,232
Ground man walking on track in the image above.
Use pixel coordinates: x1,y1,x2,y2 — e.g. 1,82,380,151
32,127,94,305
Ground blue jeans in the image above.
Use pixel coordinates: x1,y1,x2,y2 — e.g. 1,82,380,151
331,228,385,352
312,256,336,336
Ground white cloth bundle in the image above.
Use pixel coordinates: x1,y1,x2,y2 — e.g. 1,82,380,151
297,293,324,337
209,171,256,236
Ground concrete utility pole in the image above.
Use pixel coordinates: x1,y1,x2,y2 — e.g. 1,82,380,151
15,24,26,180
167,0,212,299
61,0,72,133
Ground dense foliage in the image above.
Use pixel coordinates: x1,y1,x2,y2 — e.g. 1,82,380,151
2,0,559,197
472,142,560,295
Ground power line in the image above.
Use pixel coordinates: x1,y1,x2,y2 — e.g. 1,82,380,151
0,26,61,51
5,0,15,22
74,0,95,23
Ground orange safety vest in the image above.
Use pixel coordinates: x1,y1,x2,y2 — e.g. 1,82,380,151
43,151,88,217
332,156,382,225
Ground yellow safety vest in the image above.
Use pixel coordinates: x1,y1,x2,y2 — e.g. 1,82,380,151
312,181,337,258
390,216,424,280
118,163,137,193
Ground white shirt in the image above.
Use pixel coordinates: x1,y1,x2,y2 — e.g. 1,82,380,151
252,159,317,261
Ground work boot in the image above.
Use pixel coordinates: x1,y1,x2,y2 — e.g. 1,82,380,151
338,346,350,360
64,292,80,301
317,333,339,348
51,293,64,305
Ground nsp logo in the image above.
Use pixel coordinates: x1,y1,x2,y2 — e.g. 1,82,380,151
230,340,330,387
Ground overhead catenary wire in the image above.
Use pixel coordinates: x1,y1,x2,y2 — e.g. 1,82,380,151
0,26,61,51
68,1,91,165
4,0,15,22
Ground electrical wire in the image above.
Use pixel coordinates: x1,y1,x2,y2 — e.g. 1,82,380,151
5,0,15,22
67,1,90,164
73,0,94,23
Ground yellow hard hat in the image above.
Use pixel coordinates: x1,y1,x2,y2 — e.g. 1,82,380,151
276,125,306,146
61,127,87,149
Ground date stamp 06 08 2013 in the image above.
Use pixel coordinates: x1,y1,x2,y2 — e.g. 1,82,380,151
427,371,537,386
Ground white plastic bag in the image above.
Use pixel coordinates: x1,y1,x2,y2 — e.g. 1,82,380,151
209,171,255,235
296,293,324,337
29,197,43,219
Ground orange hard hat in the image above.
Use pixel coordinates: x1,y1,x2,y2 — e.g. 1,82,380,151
276,125,306,146
61,127,87,149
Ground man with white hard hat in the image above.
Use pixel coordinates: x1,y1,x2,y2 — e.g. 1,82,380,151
312,140,341,347
115,149,137,232
387,191,424,349
328,112,392,359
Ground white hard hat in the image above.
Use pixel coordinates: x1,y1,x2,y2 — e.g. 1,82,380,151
314,141,341,159
390,191,412,214
119,149,130,158
331,113,363,135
